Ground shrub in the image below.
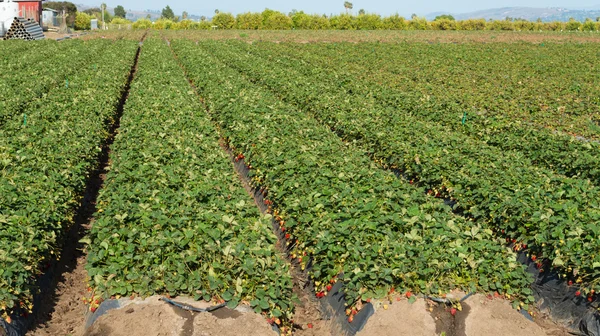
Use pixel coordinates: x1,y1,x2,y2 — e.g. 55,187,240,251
382,14,407,30
408,17,428,30
236,12,261,29
565,19,582,31
356,13,383,30
329,14,357,30
132,18,152,29
261,10,292,29
457,19,486,30
212,12,236,29
74,12,92,30
430,18,457,30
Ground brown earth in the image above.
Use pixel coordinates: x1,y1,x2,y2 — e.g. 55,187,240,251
159,29,600,44
84,297,277,336
357,298,437,336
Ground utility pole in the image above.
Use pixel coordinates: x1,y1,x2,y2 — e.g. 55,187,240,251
102,3,105,30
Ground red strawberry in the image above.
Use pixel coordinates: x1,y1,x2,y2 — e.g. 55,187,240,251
348,315,354,323
90,307,97,313
307,323,313,329
568,280,573,286
531,255,537,261
326,285,332,291
588,297,593,302
450,308,457,316
405,291,412,298
285,233,290,239
575,291,581,296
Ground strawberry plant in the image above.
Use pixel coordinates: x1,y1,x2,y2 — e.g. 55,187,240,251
172,39,535,310
201,39,600,294
0,39,139,321
85,39,295,320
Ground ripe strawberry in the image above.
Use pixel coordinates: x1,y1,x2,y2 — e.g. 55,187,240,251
348,315,354,323
285,233,290,239
588,297,593,302
316,291,325,298
575,291,581,296
326,285,332,292
568,280,573,286
450,308,457,316
531,255,537,261
90,307,97,313
366,298,371,303
405,291,412,298
307,323,313,329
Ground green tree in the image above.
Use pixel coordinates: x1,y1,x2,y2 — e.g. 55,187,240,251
261,10,292,29
133,18,152,29
114,5,126,18
161,5,175,19
344,1,353,14
565,18,582,31
236,12,261,29
215,9,220,14
358,9,365,15
74,11,92,30
182,11,188,19
434,14,455,21
212,12,235,29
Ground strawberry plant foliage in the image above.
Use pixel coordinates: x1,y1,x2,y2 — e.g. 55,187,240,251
172,39,534,307
0,40,139,320
205,39,600,294
85,39,294,318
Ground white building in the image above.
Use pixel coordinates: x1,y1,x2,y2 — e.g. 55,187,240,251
0,1,19,37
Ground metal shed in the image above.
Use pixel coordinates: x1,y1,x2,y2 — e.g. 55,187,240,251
42,7,57,27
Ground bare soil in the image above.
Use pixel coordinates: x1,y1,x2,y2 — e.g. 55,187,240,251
84,297,276,336
160,29,600,44
357,299,437,336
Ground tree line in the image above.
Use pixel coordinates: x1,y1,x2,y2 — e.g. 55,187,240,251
132,8,600,31
44,1,600,32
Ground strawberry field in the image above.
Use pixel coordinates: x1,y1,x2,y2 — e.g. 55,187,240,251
1,32,599,335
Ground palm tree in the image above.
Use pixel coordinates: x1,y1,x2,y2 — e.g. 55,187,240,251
344,1,353,14
215,9,220,15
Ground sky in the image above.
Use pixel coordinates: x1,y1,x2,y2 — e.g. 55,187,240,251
77,0,600,17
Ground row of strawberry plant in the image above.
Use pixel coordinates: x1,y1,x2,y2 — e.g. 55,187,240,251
0,40,106,126
172,39,534,313
0,39,139,321
293,42,599,139
85,38,295,324
0,40,54,71
241,41,600,186
205,40,600,295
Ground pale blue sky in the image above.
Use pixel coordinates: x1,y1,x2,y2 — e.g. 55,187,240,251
80,0,600,17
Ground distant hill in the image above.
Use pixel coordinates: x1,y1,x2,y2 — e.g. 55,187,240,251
426,6,600,22
75,4,203,22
